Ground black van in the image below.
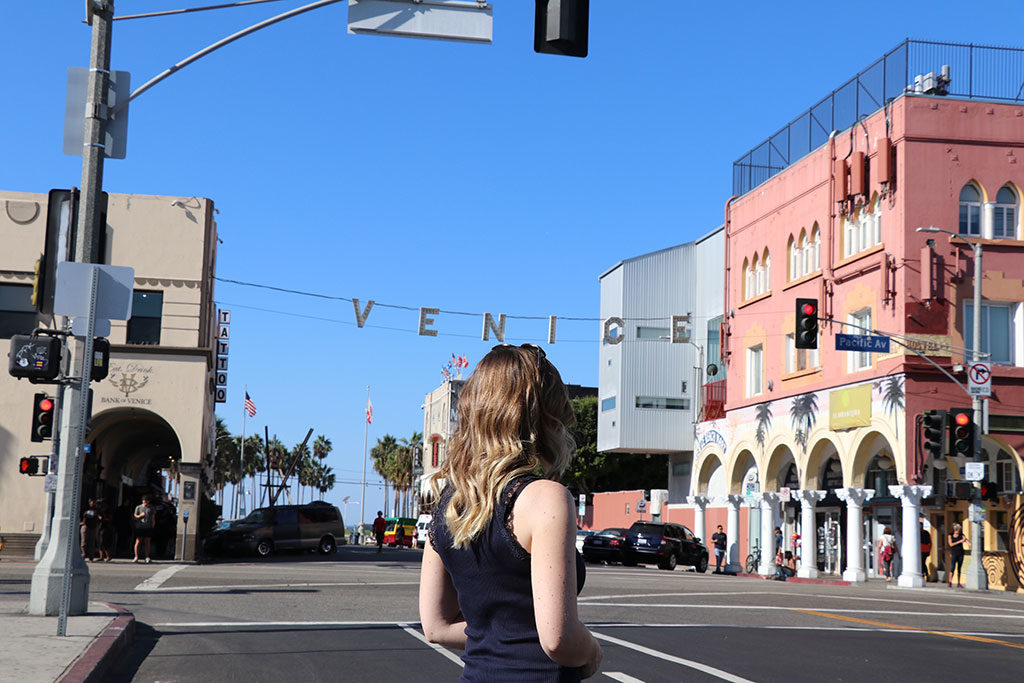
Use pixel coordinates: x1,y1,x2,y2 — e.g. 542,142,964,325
203,501,345,558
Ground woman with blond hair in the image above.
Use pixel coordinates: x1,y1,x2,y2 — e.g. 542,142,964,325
419,344,602,681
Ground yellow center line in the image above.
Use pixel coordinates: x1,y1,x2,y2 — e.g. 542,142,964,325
792,609,1024,651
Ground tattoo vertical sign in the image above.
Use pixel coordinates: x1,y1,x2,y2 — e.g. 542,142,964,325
215,310,229,403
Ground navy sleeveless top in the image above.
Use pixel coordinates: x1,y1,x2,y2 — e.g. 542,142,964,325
430,475,586,682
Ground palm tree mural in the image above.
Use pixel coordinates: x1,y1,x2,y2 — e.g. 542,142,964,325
754,403,773,455
877,375,905,439
790,392,819,456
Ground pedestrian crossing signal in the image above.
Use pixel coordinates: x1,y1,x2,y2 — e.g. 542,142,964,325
19,457,39,476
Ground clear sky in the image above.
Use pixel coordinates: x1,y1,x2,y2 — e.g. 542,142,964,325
6,1,1024,524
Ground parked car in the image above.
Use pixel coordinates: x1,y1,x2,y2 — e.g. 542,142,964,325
575,528,594,553
202,501,345,558
581,527,628,564
414,514,432,549
621,521,709,572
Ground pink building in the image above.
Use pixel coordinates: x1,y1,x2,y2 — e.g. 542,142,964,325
694,40,1024,591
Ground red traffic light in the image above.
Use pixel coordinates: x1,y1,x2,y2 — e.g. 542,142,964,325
38,398,54,412
801,302,816,315
979,481,999,502
954,412,970,426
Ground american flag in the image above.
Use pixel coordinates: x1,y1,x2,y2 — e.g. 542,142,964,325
244,392,257,418
366,396,373,424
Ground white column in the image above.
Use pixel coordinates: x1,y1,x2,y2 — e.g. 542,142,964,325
686,496,711,545
796,489,827,578
718,494,744,572
835,487,875,582
755,492,781,575
890,485,933,588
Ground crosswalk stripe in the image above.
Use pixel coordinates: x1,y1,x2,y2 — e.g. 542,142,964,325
593,631,755,683
398,623,465,668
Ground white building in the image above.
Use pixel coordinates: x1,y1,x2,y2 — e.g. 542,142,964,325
597,226,724,502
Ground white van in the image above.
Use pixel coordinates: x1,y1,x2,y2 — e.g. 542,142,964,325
415,514,432,549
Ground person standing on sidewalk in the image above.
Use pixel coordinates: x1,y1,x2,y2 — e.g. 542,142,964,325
711,525,727,574
877,526,898,582
372,511,387,553
133,495,155,563
419,344,602,680
948,522,967,588
920,524,933,582
80,499,100,562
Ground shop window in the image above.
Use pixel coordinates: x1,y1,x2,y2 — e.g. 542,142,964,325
706,315,722,365
994,511,1009,552
993,185,1019,239
959,183,982,236
963,301,1017,365
636,326,669,340
0,283,38,339
785,333,819,373
126,290,163,345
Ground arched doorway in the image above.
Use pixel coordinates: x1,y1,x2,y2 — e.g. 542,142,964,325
86,408,182,559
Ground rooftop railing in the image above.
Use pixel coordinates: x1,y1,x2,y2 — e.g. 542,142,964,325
732,39,1024,196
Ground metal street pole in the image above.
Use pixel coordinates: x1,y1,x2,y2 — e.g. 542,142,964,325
965,240,988,591
29,0,114,626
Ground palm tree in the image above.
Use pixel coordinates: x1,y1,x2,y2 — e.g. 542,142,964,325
315,463,336,498
399,431,423,516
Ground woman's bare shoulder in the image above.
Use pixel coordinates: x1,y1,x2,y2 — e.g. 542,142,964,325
517,479,572,509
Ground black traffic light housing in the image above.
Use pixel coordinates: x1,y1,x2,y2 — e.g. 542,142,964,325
8,335,62,382
19,457,39,476
948,408,975,457
979,480,999,503
922,410,947,461
795,298,819,349
534,0,589,57
31,393,55,442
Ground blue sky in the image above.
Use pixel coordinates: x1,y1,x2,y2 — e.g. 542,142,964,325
6,1,1024,523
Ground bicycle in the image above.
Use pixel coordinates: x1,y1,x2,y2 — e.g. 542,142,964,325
744,544,760,574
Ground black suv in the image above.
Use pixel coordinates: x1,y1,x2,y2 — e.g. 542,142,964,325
203,501,345,558
621,521,709,572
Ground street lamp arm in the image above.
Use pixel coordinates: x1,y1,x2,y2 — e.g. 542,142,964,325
110,0,344,118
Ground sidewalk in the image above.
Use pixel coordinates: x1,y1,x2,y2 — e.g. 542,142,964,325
0,598,135,683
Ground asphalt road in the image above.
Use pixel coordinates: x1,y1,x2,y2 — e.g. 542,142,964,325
3,546,1024,682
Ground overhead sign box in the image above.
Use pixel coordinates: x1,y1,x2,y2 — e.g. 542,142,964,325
348,0,493,44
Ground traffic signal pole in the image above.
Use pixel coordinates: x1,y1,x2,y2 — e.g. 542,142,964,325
29,0,113,626
965,240,987,591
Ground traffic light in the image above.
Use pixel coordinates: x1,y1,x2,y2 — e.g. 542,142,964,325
922,410,947,460
31,393,55,442
948,408,975,457
795,298,819,349
979,480,999,502
19,457,39,476
534,0,589,58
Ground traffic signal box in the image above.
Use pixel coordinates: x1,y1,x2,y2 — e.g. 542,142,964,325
534,0,589,57
31,393,55,442
19,457,39,475
979,481,999,502
795,298,819,349
922,410,947,461
948,408,975,458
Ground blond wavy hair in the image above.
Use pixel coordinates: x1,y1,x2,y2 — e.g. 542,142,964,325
430,345,576,549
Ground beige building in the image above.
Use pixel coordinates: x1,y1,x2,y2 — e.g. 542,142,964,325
418,379,464,508
1,190,218,560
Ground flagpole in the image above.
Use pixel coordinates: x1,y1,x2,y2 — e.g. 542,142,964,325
360,385,369,536
238,385,247,519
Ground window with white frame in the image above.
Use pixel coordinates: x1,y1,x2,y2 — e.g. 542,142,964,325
746,344,763,397
993,185,1019,239
847,308,873,371
760,252,770,293
636,326,669,340
789,236,800,280
785,333,819,373
809,227,820,271
959,184,982,236
744,258,754,300
843,198,882,258
963,301,1017,365
635,396,691,410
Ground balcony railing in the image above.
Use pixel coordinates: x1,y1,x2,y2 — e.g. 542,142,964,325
700,380,726,422
733,39,1024,196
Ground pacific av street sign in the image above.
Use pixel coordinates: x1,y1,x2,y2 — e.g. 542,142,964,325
835,333,890,353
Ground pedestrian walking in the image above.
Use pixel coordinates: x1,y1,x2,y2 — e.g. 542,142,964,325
948,522,967,588
133,495,155,563
395,521,406,548
878,526,898,581
80,499,100,562
711,524,727,573
419,344,602,680
774,527,783,556
373,511,387,553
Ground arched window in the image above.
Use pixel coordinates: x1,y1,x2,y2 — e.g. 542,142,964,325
760,250,770,294
959,184,982,236
788,235,798,281
810,225,821,271
743,257,752,300
994,185,1019,239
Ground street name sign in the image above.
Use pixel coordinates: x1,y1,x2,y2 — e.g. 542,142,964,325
348,0,493,44
968,362,992,397
835,333,890,353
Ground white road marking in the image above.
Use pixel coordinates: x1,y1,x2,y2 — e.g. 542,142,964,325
579,602,1024,619
584,591,777,601
588,622,1024,638
140,580,419,592
158,620,417,627
398,623,465,668
593,632,755,683
134,564,188,592
604,673,645,682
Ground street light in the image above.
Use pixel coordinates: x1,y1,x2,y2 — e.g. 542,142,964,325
916,225,987,590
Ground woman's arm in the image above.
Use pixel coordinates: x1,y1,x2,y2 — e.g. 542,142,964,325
515,480,602,677
418,541,467,649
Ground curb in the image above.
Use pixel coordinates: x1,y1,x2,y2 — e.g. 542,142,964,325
733,572,852,586
58,603,135,683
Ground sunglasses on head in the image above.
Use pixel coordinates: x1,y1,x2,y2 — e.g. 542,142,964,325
492,343,547,361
